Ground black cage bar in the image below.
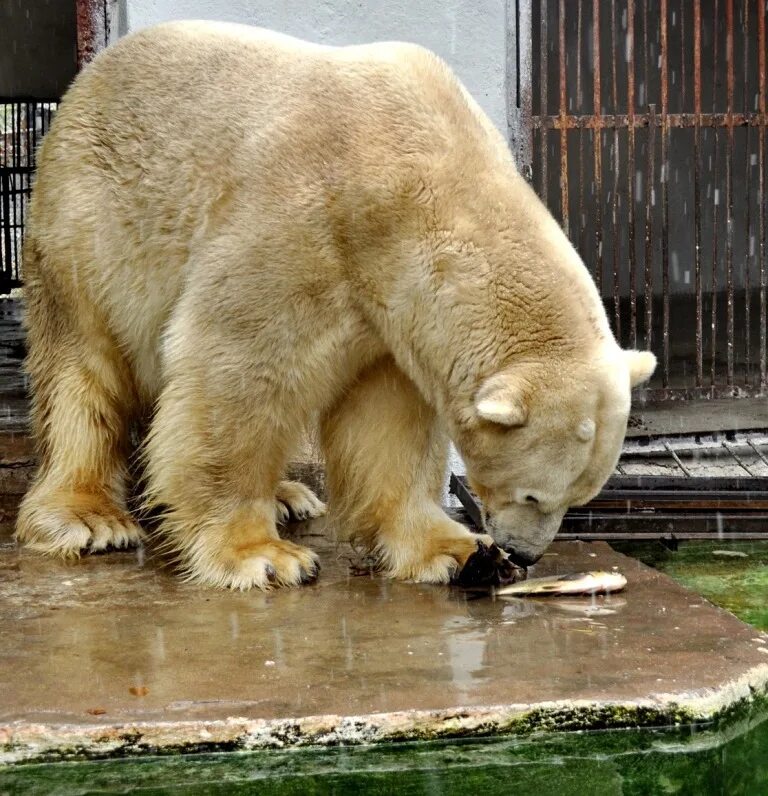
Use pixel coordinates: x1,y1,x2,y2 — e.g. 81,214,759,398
0,101,57,292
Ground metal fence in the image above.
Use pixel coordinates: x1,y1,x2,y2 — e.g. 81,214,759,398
0,101,57,292
510,0,768,399
2,3,767,403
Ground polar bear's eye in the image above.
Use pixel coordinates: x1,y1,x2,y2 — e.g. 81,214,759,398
524,495,539,505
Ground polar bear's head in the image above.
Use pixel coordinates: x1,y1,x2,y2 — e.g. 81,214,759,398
454,348,655,567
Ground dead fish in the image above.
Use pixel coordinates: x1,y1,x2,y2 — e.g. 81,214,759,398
494,570,627,597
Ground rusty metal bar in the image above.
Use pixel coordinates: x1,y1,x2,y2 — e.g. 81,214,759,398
743,1,751,386
748,439,768,468
576,0,583,112
645,103,656,352
611,0,620,337
725,0,735,387
723,441,756,477
578,129,586,261
75,0,109,69
558,0,569,233
710,0,720,389
507,0,534,181
560,530,768,541
532,111,768,130
627,0,637,349
588,497,768,511
693,0,703,386
592,0,603,295
661,0,670,389
540,0,549,200
577,0,585,264
643,0,653,353
760,0,767,390
680,0,686,111
663,440,693,476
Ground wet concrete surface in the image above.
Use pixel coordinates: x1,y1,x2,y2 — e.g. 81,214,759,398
2,518,768,763
1,297,768,761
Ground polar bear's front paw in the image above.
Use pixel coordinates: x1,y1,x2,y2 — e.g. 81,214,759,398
191,538,320,590
378,518,503,585
274,481,326,525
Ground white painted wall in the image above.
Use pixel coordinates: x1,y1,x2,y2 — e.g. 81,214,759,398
121,0,509,135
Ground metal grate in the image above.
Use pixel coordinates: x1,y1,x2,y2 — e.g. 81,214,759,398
509,0,768,400
0,101,57,293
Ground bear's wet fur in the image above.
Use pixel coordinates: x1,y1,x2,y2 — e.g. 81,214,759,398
16,22,655,588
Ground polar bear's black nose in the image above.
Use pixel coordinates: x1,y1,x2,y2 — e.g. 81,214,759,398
506,548,542,568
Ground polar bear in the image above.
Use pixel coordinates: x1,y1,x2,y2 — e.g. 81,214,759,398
16,21,655,588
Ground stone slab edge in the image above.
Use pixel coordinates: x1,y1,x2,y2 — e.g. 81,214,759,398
3,663,768,765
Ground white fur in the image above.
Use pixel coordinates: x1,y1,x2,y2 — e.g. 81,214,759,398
16,21,654,586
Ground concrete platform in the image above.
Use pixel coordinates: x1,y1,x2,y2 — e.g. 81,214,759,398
2,519,768,764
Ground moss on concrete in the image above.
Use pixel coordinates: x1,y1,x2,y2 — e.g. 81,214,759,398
4,706,768,795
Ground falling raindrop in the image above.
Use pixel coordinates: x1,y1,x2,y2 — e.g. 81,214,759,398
155,627,165,661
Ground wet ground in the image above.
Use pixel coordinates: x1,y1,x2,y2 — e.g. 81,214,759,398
2,296,768,770
2,518,768,764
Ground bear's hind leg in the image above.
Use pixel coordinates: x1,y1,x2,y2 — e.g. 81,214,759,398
16,250,143,556
321,358,497,584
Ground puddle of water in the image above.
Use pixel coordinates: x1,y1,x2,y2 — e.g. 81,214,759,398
614,540,768,631
3,712,768,795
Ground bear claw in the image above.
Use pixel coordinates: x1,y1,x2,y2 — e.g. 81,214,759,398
300,561,320,584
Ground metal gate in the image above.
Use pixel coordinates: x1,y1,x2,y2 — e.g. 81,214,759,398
509,0,767,399
0,101,57,291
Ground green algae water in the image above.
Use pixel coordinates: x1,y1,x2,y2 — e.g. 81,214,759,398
3,713,768,795
614,540,768,631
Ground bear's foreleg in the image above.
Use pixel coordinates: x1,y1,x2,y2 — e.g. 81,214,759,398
322,357,495,583
143,349,323,590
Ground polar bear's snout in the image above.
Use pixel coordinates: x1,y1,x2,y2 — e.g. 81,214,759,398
484,503,567,567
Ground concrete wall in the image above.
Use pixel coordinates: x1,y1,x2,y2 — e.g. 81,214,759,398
0,0,77,98
122,0,509,136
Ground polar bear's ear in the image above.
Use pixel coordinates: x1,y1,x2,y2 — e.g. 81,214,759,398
625,350,657,387
475,372,529,427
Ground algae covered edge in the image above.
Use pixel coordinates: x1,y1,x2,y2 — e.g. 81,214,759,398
3,663,768,765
